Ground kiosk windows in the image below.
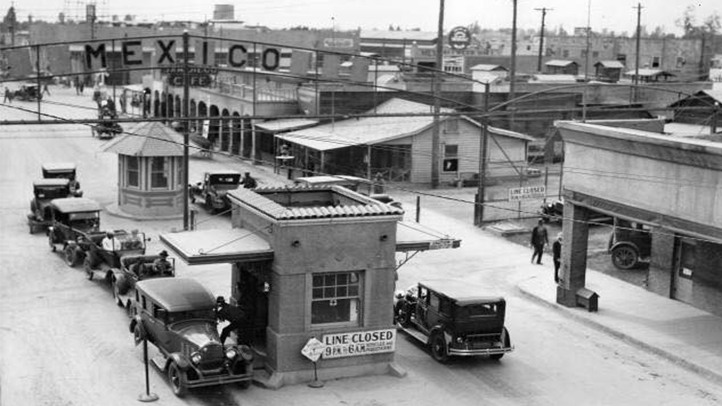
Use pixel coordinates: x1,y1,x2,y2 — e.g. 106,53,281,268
311,271,362,326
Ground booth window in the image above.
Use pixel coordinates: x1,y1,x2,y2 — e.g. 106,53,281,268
311,271,361,326
127,156,140,188
150,157,169,189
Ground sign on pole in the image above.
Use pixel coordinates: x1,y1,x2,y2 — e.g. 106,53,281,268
508,185,546,201
301,337,326,363
448,26,472,51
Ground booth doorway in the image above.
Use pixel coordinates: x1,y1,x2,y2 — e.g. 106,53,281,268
672,238,695,304
232,261,271,351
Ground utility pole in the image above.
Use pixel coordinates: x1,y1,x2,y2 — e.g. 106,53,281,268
509,0,518,102
633,3,643,102
475,82,490,226
535,8,551,72
582,0,592,121
182,31,190,230
431,0,444,189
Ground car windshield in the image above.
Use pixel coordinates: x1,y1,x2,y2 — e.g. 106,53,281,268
167,309,216,324
35,186,69,199
209,174,241,187
115,232,145,251
68,212,100,231
456,303,499,318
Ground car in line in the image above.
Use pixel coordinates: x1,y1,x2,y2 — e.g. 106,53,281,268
42,162,82,197
112,254,175,313
129,278,254,397
83,229,148,282
47,197,103,266
27,178,72,234
190,170,242,213
608,218,652,270
394,280,513,363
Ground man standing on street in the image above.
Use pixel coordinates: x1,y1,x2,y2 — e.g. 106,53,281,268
552,233,563,283
530,219,549,265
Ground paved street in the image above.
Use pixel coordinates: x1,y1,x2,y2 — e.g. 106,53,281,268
2,87,722,405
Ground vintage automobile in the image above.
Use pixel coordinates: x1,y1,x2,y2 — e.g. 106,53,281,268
83,230,148,282
27,178,71,234
42,162,83,197
538,198,612,224
129,278,254,397
91,105,123,139
13,83,42,101
394,280,513,363
294,175,403,209
112,254,175,312
47,197,103,266
190,170,242,213
608,218,652,270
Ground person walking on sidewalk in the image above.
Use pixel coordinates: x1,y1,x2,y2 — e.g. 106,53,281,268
530,219,549,265
552,233,562,282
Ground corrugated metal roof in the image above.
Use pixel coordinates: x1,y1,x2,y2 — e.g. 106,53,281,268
360,30,438,41
595,60,625,69
103,121,185,157
254,118,319,133
278,97,532,150
228,185,403,220
470,64,507,71
546,60,577,67
624,68,674,77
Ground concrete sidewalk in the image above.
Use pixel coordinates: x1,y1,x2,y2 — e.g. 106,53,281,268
517,267,722,385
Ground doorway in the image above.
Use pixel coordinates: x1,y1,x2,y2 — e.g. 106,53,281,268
672,237,695,304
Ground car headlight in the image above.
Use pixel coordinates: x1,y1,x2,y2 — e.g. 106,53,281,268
190,352,202,364
456,336,464,344
225,348,238,360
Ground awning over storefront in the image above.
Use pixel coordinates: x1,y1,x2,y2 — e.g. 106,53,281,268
160,228,274,265
395,221,461,252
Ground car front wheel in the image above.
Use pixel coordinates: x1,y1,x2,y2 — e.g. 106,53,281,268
430,332,449,363
64,246,79,267
167,362,188,397
611,245,639,270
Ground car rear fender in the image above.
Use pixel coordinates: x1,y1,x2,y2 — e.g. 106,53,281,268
129,316,142,334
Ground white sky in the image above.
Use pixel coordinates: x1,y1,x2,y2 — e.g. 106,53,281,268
10,0,722,36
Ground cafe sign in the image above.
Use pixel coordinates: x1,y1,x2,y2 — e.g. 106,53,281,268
322,329,396,359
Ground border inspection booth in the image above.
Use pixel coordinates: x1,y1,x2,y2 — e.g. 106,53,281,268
160,183,460,387
103,121,185,219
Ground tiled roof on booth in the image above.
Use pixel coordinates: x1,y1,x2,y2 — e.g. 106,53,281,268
103,121,185,157
228,185,403,220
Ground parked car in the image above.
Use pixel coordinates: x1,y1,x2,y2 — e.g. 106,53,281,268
47,197,103,266
608,218,652,270
190,171,242,213
42,162,82,197
294,175,402,209
129,278,254,397
538,198,612,224
27,178,71,234
83,229,148,282
13,83,42,101
112,254,175,313
394,280,513,363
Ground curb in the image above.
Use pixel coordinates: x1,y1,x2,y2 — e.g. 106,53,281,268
516,279,722,386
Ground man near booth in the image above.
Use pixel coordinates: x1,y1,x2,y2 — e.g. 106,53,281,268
216,296,248,345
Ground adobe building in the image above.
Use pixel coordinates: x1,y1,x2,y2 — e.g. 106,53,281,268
160,184,459,387
555,121,722,316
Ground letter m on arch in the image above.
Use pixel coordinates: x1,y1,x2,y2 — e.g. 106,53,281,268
85,43,107,70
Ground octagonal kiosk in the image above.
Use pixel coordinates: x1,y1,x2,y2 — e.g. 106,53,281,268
160,184,460,388
103,122,185,219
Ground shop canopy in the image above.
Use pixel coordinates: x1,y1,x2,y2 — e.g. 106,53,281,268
160,221,460,266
